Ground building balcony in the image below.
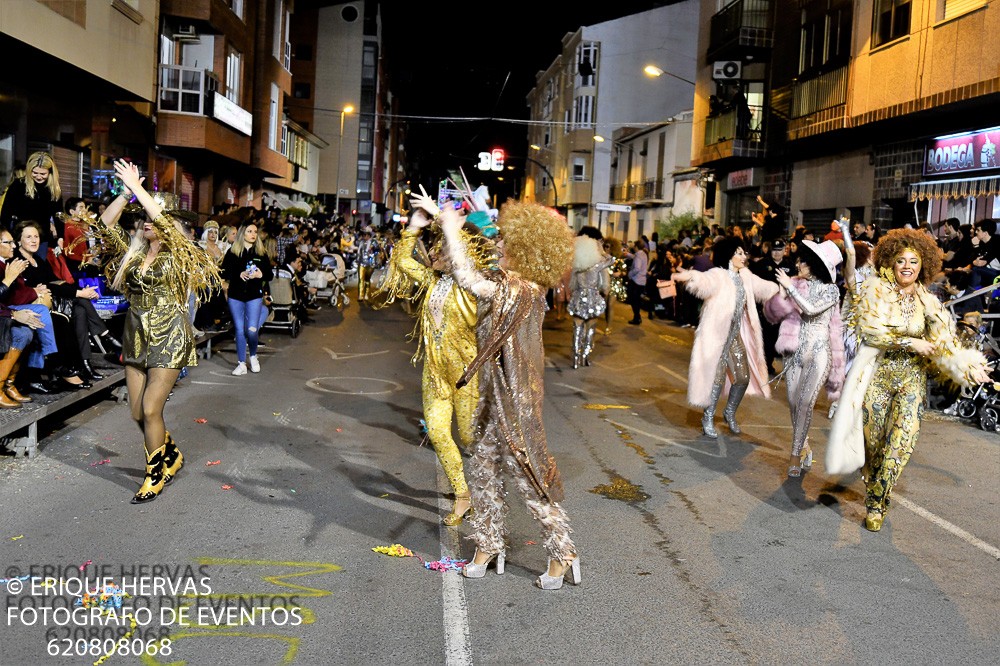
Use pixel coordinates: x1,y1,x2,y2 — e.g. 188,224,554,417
156,64,251,163
779,66,850,141
707,0,773,62
610,179,666,204
695,107,767,166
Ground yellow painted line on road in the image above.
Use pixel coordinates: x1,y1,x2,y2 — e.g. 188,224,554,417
659,334,691,347
582,404,631,410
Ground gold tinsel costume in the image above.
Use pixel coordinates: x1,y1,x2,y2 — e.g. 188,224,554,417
79,213,221,370
375,228,479,499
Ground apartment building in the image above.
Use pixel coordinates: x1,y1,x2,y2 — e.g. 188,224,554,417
0,0,159,198
525,2,700,237
292,0,384,223
693,0,1000,235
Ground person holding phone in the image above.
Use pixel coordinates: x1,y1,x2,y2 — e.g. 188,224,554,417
221,222,273,376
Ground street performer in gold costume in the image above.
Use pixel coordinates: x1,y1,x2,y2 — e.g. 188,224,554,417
86,159,221,504
827,228,989,532
373,204,493,525
413,191,581,591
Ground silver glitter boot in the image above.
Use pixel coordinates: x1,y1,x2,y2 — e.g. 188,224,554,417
702,382,724,438
723,382,748,434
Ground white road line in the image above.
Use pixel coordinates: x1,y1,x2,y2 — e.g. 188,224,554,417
656,363,689,384
322,347,390,361
437,468,473,665
894,495,1000,561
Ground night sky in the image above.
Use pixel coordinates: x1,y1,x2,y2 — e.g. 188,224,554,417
378,1,673,194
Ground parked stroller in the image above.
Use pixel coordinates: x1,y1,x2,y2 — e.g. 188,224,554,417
317,254,351,309
263,277,301,338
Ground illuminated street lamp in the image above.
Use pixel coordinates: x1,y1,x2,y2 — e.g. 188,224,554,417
334,104,355,216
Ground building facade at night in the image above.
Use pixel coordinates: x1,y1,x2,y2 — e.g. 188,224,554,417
692,0,1000,236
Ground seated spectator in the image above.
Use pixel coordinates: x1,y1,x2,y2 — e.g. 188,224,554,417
0,227,80,394
15,220,121,384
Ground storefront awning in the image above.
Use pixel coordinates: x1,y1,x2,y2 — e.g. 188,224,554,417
910,174,1000,201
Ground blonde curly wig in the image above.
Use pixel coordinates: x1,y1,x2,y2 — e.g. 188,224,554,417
872,228,943,285
496,200,573,288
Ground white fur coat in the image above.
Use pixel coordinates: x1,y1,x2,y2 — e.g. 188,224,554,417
683,267,780,408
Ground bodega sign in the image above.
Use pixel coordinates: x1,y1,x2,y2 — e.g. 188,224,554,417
923,128,998,176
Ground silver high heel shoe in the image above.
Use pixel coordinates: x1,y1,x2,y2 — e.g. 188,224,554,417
535,556,581,590
461,550,505,579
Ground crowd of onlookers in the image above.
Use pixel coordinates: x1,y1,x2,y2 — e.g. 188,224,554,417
0,151,400,396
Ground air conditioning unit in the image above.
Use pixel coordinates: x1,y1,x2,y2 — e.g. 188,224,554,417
174,23,199,42
713,60,742,80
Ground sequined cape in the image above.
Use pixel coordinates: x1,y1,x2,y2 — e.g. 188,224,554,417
826,275,987,474
389,229,478,399
458,271,564,504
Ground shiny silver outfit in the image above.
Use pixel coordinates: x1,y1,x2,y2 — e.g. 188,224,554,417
568,259,610,368
782,280,840,456
704,270,750,437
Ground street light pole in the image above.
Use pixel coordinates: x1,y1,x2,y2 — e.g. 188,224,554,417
525,156,559,208
334,105,354,217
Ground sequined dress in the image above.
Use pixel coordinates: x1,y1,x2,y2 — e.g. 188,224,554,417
568,260,610,320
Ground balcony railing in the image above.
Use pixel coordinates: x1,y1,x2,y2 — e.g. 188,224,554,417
610,178,666,203
791,66,848,118
704,104,763,145
158,64,219,116
708,0,773,58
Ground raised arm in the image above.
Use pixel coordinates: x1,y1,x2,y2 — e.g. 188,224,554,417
775,272,838,316
438,207,496,300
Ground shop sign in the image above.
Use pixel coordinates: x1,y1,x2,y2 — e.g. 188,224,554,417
212,92,253,136
924,128,998,176
726,168,757,190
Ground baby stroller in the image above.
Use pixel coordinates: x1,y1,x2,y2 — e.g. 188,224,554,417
318,254,350,309
263,277,301,338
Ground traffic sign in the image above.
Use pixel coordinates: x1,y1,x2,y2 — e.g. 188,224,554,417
595,202,631,213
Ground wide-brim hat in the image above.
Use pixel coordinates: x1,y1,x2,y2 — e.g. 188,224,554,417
799,239,843,282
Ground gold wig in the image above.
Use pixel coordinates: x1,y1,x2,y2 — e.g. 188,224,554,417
496,201,573,289
872,228,943,286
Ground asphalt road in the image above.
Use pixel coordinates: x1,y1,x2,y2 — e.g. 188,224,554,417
1,292,997,665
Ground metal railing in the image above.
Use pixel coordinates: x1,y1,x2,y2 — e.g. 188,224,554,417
610,179,665,203
158,64,219,116
791,66,848,118
709,0,771,54
704,104,763,145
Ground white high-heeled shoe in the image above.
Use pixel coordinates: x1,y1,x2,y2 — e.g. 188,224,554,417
461,550,505,578
535,556,581,590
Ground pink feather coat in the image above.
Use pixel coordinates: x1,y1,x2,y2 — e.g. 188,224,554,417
683,267,779,408
763,277,846,400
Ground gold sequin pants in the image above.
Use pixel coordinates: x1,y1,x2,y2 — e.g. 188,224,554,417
862,351,925,514
358,265,373,302
466,435,575,562
423,366,477,497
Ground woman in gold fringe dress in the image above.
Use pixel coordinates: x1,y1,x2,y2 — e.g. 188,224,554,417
91,160,221,504
827,228,989,532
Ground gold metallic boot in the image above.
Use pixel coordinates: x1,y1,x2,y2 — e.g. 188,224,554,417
161,432,184,485
131,445,167,504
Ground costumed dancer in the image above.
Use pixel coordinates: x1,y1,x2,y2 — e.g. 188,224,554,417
89,159,221,504
827,229,989,532
603,238,627,334
356,228,378,304
673,238,779,438
371,203,494,526
568,229,610,368
417,192,581,590
828,220,875,418
764,240,846,477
